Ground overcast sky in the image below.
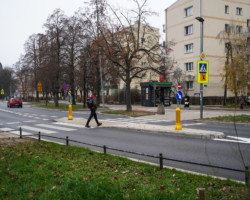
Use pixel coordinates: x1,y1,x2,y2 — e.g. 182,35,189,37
0,0,176,67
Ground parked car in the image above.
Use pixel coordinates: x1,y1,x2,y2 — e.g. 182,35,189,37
247,96,250,106
7,98,23,108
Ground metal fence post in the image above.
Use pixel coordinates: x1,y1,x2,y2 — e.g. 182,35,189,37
159,153,163,170
19,127,22,139
38,132,41,141
103,145,107,155
245,166,250,187
197,188,205,200
66,136,69,146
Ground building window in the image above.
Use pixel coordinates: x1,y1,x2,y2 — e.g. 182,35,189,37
225,5,229,14
141,38,146,43
247,37,250,45
184,6,193,17
185,62,193,71
247,20,250,27
184,43,193,53
236,26,242,34
186,81,193,90
225,24,230,33
184,25,193,35
236,7,242,15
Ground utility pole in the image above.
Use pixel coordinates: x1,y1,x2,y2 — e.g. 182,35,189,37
96,0,105,108
195,16,204,119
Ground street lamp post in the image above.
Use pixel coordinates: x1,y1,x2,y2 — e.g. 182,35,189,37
195,17,204,119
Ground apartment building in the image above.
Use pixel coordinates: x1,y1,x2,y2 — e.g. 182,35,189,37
165,0,250,97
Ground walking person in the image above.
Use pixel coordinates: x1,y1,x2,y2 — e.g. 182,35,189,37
85,93,102,128
239,94,245,110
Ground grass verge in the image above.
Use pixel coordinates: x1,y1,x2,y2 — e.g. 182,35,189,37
208,114,250,123
102,110,156,117
0,140,248,200
28,102,87,111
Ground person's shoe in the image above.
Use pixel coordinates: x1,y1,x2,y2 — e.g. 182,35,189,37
97,123,102,126
85,125,90,128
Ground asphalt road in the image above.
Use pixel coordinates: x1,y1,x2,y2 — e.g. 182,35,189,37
0,101,249,182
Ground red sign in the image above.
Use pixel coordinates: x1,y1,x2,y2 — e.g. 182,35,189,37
178,84,182,90
159,74,163,82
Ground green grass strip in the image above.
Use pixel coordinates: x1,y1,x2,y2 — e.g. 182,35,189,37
0,141,247,200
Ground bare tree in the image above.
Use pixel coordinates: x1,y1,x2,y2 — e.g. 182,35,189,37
217,24,250,105
97,0,162,111
43,9,67,107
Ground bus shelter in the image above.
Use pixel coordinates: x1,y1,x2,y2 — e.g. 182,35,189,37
140,81,172,107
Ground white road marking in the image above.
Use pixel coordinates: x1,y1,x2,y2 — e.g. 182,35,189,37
182,123,205,126
214,136,250,144
6,122,20,124
42,119,49,121
227,136,250,143
51,116,57,118
19,126,56,134
0,128,15,132
36,124,76,131
10,131,32,136
23,120,36,123
53,122,86,128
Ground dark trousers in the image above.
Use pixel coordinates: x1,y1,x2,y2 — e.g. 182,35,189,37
86,109,99,125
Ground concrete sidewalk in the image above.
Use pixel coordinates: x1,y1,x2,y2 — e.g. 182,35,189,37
56,117,225,139
55,104,250,139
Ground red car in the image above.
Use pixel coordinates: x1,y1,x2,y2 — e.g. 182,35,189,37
7,98,23,108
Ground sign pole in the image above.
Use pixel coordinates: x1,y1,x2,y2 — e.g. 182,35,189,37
200,20,204,119
196,17,204,119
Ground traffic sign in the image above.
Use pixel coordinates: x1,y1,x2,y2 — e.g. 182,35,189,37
1,89,4,95
62,84,68,90
197,61,209,83
25,89,29,94
176,91,183,101
37,81,42,92
200,52,206,60
178,83,182,90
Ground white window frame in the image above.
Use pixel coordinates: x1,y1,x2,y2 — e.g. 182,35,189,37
184,43,193,53
184,25,193,35
184,6,193,17
186,81,194,90
225,5,229,14
185,62,193,71
236,7,242,15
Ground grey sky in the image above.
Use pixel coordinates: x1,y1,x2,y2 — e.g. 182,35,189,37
0,0,176,67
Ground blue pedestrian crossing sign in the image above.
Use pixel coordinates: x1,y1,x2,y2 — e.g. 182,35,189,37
197,61,209,83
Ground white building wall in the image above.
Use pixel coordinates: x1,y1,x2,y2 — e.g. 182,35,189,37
165,0,250,97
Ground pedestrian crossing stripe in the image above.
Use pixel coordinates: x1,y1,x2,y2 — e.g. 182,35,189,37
0,128,14,132
19,126,56,134
36,124,76,131
101,118,169,124
10,131,31,136
53,122,88,128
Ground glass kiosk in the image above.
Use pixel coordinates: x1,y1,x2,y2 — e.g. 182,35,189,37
140,81,172,107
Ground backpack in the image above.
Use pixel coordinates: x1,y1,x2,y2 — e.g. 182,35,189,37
87,99,93,108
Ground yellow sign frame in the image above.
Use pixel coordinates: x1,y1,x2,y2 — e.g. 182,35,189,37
37,81,42,92
197,61,209,84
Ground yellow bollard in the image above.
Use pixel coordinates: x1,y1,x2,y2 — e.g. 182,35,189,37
175,107,182,130
68,104,73,120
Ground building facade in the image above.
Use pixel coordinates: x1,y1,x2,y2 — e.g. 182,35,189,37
165,0,250,97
